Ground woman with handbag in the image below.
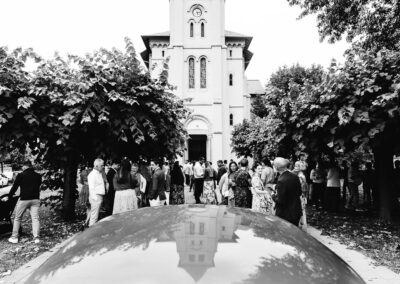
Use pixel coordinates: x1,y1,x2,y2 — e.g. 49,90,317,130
251,163,273,214
113,159,139,214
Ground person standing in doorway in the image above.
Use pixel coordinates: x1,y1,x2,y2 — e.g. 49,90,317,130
88,159,107,226
193,158,205,204
272,158,302,226
183,160,192,187
8,161,42,244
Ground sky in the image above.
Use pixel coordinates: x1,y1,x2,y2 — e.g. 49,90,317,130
0,0,349,84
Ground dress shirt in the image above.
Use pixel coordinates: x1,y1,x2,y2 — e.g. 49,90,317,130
193,162,204,179
88,169,106,199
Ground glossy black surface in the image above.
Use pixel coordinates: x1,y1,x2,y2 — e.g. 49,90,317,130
24,205,365,284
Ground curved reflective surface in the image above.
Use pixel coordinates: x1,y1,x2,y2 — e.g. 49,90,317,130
24,205,365,284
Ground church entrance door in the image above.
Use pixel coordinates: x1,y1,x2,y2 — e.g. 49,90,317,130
188,135,207,161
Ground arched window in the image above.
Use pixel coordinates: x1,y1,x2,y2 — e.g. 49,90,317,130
190,23,194,37
189,58,195,89
230,114,234,126
229,74,233,86
200,58,207,88
201,23,205,37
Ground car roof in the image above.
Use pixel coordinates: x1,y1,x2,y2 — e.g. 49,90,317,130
24,205,364,284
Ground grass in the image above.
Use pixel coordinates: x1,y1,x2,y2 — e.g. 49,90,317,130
0,203,86,278
307,206,400,274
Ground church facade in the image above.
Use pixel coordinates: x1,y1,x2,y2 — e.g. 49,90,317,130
141,0,264,164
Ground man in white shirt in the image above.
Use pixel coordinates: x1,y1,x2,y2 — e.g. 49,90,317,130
88,158,106,226
193,158,205,204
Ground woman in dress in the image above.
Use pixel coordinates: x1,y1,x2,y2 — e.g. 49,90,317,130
203,162,217,204
293,161,309,230
113,159,138,214
170,161,185,205
251,163,273,214
220,161,238,207
233,158,252,208
79,164,91,227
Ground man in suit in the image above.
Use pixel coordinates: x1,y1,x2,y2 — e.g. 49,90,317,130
149,159,167,206
272,157,302,226
8,161,42,244
104,159,119,216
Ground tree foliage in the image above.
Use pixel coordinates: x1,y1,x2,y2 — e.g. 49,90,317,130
287,0,400,50
0,39,189,219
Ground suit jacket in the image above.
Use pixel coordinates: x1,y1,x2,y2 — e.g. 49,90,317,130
273,171,302,222
150,168,166,201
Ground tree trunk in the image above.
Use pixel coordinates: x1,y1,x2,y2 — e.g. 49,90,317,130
373,146,400,223
62,159,78,221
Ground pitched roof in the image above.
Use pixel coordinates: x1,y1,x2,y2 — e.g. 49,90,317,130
141,30,254,69
247,79,266,95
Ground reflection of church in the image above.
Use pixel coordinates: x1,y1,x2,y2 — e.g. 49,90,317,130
158,206,241,282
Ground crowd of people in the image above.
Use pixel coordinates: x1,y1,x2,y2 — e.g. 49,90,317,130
78,156,307,230
6,155,400,244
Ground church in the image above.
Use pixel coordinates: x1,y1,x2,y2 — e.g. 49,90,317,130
141,0,264,164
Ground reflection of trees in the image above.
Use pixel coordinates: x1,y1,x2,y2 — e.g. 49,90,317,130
228,208,364,284
25,206,364,284
25,206,188,284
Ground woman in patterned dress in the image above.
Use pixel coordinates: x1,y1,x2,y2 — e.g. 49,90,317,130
170,161,185,205
233,158,252,208
203,162,217,204
251,163,273,214
220,161,238,207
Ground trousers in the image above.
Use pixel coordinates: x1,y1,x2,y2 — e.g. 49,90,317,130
12,199,40,238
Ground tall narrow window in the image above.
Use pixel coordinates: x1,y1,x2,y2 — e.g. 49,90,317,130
190,23,194,37
230,50,233,57
189,222,195,234
230,114,234,126
201,23,205,37
162,50,165,57
189,58,195,89
229,74,233,86
200,58,207,88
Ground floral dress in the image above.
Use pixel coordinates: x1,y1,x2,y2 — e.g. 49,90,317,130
233,169,252,208
251,175,273,214
203,168,217,204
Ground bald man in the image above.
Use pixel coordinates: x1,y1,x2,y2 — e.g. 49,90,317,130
272,158,302,226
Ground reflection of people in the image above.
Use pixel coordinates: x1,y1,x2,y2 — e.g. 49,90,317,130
113,159,138,214
8,161,42,244
272,158,302,226
88,159,107,226
252,163,273,215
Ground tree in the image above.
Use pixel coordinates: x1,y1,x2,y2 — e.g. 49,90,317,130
287,0,400,50
0,39,189,220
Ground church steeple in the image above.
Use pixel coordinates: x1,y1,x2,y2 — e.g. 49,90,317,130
169,0,225,46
